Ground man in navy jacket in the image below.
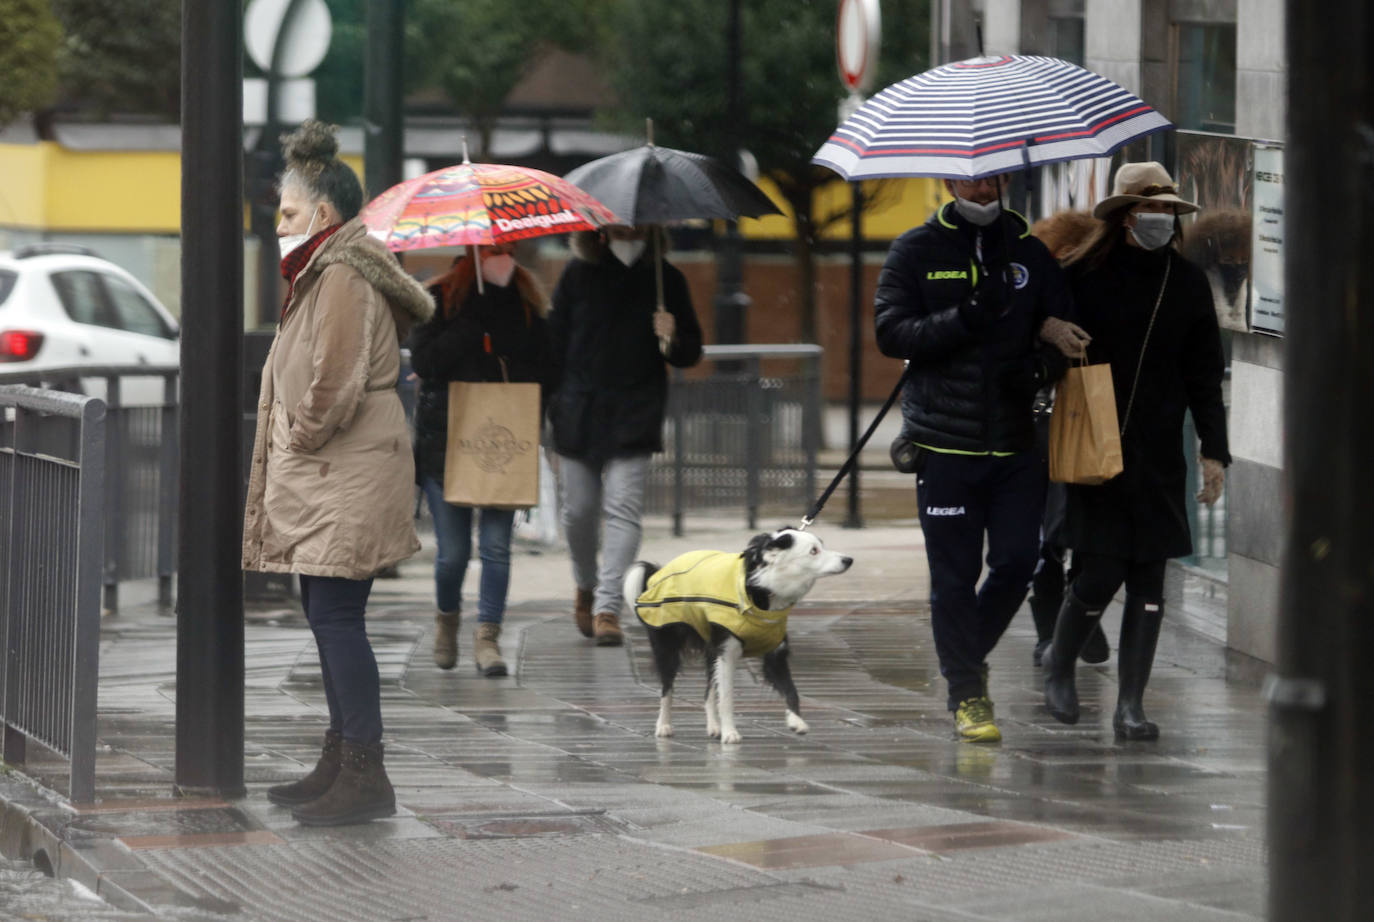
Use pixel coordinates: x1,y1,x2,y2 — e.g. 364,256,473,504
876,174,1075,742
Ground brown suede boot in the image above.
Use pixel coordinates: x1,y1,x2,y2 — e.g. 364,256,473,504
266,730,341,806
433,609,460,669
592,612,623,646
473,623,508,677
573,588,594,638
292,740,396,826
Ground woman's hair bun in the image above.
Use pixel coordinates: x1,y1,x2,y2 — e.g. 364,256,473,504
280,119,340,171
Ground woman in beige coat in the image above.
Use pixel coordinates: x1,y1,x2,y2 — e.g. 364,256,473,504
243,121,432,826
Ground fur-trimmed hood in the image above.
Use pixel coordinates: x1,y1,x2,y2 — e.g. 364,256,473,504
309,219,434,336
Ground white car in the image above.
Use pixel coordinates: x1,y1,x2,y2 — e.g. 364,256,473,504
0,244,180,405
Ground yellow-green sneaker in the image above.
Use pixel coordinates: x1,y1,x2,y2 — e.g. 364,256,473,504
955,696,1001,743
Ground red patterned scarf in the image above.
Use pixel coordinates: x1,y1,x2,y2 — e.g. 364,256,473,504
279,224,344,315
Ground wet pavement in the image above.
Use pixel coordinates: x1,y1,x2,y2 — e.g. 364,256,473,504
0,511,1269,921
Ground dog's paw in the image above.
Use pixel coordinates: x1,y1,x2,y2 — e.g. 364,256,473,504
655,722,674,738
720,728,742,745
706,725,721,739
786,713,809,734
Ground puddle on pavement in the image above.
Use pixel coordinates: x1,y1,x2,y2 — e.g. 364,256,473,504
0,853,140,920
0,854,233,921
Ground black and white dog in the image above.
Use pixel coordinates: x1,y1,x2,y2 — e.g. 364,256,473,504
623,528,852,744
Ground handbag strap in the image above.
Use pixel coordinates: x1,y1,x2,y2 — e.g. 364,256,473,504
1120,252,1171,438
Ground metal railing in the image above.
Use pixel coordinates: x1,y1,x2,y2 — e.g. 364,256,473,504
0,366,179,611
0,385,104,803
652,345,823,535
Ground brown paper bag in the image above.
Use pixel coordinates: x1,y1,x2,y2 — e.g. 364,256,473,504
443,381,541,508
1048,363,1124,485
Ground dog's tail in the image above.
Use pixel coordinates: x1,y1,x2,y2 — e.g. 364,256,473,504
622,561,659,617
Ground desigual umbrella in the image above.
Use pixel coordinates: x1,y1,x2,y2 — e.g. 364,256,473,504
360,156,620,252
812,54,1172,180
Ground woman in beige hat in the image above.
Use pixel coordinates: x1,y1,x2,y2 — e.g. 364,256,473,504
1041,162,1230,740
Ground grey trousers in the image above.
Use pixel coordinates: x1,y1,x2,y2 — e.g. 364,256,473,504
557,453,650,616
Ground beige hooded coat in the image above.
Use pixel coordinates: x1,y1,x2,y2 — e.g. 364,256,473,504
242,219,433,579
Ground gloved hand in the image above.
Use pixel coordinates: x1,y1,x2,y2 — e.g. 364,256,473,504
998,355,1047,395
1039,316,1092,358
957,268,1009,333
1197,457,1226,504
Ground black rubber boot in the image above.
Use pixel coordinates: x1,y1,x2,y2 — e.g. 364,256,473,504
1029,591,1058,667
292,740,396,826
1114,596,1164,740
1043,590,1104,724
1079,621,1111,664
266,730,341,806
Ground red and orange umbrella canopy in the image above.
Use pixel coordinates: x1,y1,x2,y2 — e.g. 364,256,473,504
360,160,621,251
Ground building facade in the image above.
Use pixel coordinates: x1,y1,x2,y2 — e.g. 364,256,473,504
938,0,1285,665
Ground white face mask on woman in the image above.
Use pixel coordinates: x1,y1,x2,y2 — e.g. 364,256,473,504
278,208,321,258
609,238,646,266
1129,212,1175,250
480,253,516,287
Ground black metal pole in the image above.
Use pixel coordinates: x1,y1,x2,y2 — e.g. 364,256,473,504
364,0,405,200
844,180,863,528
713,0,748,350
176,0,245,797
1270,4,1374,919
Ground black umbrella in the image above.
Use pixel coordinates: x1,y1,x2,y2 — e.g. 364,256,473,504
564,143,781,224
566,121,782,352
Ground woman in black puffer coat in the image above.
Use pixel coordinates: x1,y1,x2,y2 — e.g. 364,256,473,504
409,245,552,677
1042,163,1230,741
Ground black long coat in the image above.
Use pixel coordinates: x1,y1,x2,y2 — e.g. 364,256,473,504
409,276,552,484
1061,239,1230,561
547,236,703,461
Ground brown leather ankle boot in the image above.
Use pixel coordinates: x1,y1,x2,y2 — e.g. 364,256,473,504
292,740,396,827
473,622,508,677
573,588,594,638
266,730,341,806
592,612,623,646
433,609,460,669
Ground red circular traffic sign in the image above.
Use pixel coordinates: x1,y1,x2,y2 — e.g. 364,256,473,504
837,0,882,93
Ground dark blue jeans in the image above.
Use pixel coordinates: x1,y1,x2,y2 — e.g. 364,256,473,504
916,450,1046,710
299,575,381,744
420,477,515,623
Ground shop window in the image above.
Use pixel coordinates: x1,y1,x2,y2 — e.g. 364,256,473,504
1174,22,1236,133
1049,17,1085,66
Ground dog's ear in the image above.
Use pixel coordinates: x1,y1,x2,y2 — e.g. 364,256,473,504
768,530,796,551
743,531,773,568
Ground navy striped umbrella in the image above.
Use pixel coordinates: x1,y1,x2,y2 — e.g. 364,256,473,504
813,55,1172,180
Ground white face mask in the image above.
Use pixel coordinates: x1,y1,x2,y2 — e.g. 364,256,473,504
953,193,1002,227
278,208,321,258
480,253,516,287
1129,212,1175,250
609,238,646,266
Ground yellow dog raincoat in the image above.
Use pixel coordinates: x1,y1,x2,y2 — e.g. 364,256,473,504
632,550,790,656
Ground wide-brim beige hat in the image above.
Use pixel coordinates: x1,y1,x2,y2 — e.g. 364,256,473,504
1092,161,1200,219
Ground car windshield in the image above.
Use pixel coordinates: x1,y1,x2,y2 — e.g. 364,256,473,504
0,270,15,306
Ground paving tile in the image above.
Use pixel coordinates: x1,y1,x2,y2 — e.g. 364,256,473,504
696,831,924,869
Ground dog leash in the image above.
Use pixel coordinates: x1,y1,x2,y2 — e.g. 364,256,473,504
798,365,912,531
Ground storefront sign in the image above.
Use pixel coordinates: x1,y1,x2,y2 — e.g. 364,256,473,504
1249,144,1285,337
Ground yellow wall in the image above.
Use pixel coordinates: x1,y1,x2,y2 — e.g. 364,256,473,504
4,138,939,241
0,142,367,233
743,175,948,241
